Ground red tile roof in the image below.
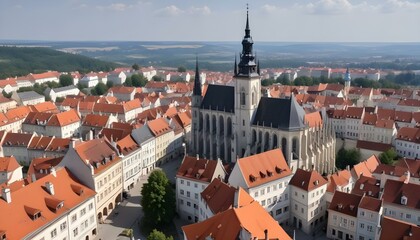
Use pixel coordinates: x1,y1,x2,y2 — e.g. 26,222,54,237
26,156,63,183
329,191,362,217
356,140,392,152
82,114,109,128
200,178,238,214
147,118,172,137
358,196,382,212
382,179,420,210
289,168,328,191
2,132,33,147
46,109,80,127
182,201,291,240
0,156,20,172
380,216,420,240
177,156,220,183
237,149,292,188
351,176,380,198
0,167,95,239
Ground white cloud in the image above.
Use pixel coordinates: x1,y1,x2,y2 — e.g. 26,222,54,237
381,0,420,13
187,6,211,16
108,3,127,11
261,4,280,14
304,0,353,15
154,5,184,16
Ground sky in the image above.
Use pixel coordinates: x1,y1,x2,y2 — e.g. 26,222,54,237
1,0,420,42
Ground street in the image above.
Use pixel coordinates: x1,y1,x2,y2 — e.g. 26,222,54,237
94,157,182,240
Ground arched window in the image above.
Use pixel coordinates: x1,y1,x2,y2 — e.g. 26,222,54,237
241,92,246,105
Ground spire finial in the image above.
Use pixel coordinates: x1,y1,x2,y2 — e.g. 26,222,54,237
245,4,250,37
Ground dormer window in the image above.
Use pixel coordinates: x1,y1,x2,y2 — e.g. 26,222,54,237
259,171,266,178
401,195,408,205
0,232,6,240
249,174,256,182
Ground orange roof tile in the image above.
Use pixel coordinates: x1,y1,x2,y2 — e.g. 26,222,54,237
2,132,33,147
5,106,31,120
47,109,80,127
116,135,139,155
304,111,323,128
351,176,380,198
0,167,95,239
26,156,63,183
182,201,291,240
29,101,59,113
177,156,220,183
237,149,292,188
0,156,20,172
147,118,172,137
329,191,362,217
380,216,420,240
82,114,109,128
289,168,328,191
382,179,420,210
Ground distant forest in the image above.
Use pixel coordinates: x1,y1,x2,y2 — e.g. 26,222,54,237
0,46,119,79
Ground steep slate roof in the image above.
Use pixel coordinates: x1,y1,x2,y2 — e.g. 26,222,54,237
177,156,220,183
329,191,363,217
253,96,306,131
236,149,292,188
182,201,291,240
0,167,95,240
201,84,235,113
289,168,328,192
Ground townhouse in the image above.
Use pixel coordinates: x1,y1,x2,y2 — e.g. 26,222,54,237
1,106,31,133
327,192,362,240
116,135,142,191
108,86,136,101
59,138,123,222
228,149,293,225
176,156,227,223
382,179,420,226
182,200,291,240
147,118,175,165
92,99,142,123
11,91,45,106
0,167,97,240
1,132,35,165
0,96,17,113
131,124,156,175
80,73,99,88
44,85,80,102
356,197,383,240
289,168,328,235
80,114,117,140
395,127,420,158
107,70,127,85
0,156,23,184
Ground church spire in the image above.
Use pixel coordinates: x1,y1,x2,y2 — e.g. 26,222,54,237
234,55,238,76
237,5,258,78
193,56,202,96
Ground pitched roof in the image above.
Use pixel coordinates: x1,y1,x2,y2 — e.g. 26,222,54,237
28,136,54,150
351,176,380,198
359,196,382,212
0,167,95,239
26,156,63,183
5,106,31,120
45,138,70,152
116,135,139,155
73,138,120,174
329,191,362,217
2,132,33,147
200,178,238,214
147,118,172,137
82,114,109,128
182,201,291,240
253,96,306,130
352,155,380,178
0,156,20,172
356,140,392,152
201,84,235,113
396,127,420,143
28,101,59,113
382,179,420,210
236,149,292,188
380,216,420,240
327,169,352,193
177,156,220,183
46,109,80,127
289,168,328,191
16,91,44,101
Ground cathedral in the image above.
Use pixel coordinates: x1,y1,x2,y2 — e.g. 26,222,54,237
190,10,336,174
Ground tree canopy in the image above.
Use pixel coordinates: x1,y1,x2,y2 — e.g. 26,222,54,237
152,75,164,82
91,82,108,95
59,74,73,87
379,148,398,165
132,63,140,71
177,66,186,72
336,148,361,170
141,170,175,229
147,229,174,240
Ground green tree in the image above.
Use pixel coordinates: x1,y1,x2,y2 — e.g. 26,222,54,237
379,148,398,165
141,170,175,229
177,66,186,72
59,74,73,87
132,63,140,71
55,97,65,102
91,82,108,96
276,75,290,85
132,74,148,87
77,83,88,90
293,76,313,86
336,148,361,170
124,76,133,87
261,78,275,86
2,90,12,98
106,81,114,89
147,229,173,240
152,75,164,82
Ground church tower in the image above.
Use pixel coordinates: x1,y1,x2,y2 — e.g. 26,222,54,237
234,7,261,158
191,57,202,155
344,67,351,99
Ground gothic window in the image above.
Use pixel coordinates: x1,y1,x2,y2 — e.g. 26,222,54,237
252,91,255,105
241,92,246,105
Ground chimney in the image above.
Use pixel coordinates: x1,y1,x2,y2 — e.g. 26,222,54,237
2,188,11,203
45,182,55,195
196,154,199,160
31,173,37,183
50,167,56,177
70,139,76,149
264,229,268,240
